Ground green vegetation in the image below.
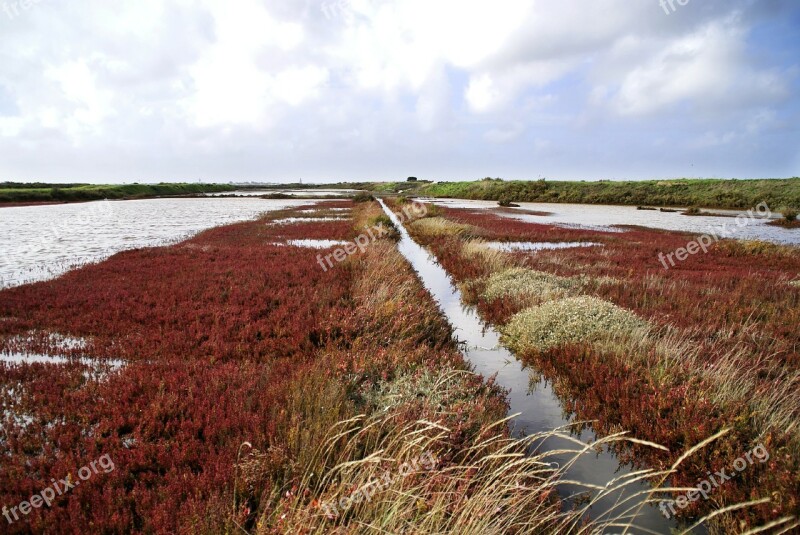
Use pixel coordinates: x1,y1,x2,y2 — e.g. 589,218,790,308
501,295,649,353
352,191,375,203
261,177,800,211
480,267,584,307
6,177,799,211
0,182,234,204
415,177,800,210
396,199,800,530
369,180,432,193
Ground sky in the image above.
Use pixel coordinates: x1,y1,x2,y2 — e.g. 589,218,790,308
0,0,798,183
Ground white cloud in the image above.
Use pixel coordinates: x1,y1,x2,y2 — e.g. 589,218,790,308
485,123,525,144
0,0,797,181
44,59,116,139
184,0,310,127
602,16,790,116
466,74,499,113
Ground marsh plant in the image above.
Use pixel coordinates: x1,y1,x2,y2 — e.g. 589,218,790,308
481,267,585,307
385,196,800,530
501,296,649,353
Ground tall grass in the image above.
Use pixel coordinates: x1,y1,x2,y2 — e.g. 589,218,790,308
390,198,800,530
251,378,689,534
417,177,800,210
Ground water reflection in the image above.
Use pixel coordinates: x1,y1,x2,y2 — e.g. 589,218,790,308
0,197,316,288
421,198,799,245
484,241,602,252
378,199,676,534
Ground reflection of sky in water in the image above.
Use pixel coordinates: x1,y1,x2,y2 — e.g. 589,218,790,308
484,241,602,252
0,198,315,288
378,199,676,534
280,239,349,248
270,217,347,225
421,198,798,245
1,333,126,383
0,352,124,370
206,189,357,197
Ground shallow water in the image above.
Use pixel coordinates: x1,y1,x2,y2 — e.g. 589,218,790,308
484,241,602,252
298,208,350,213
421,198,800,245
270,217,348,225
0,352,124,370
378,199,676,534
283,239,349,249
0,197,315,288
207,189,358,197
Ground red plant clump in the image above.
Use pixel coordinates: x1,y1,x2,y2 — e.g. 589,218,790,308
0,202,358,532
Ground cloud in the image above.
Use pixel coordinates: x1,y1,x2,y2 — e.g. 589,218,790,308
605,15,791,116
0,0,797,181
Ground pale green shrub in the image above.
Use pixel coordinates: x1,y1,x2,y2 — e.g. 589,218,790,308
462,240,512,272
501,296,648,353
483,267,584,306
410,217,477,238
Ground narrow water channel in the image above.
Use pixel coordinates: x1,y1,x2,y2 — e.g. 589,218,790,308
378,199,679,534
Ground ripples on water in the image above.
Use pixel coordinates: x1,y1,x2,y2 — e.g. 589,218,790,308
422,198,800,245
0,197,315,288
484,241,603,252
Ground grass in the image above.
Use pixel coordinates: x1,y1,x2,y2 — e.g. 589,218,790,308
3,195,797,532
501,296,649,353
19,175,798,211
473,266,583,308
254,399,684,534
0,182,234,204
767,209,800,228
393,198,800,531
415,177,800,210
409,217,481,238
0,201,358,532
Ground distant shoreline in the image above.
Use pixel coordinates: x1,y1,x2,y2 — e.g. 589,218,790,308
0,183,235,205
3,177,799,212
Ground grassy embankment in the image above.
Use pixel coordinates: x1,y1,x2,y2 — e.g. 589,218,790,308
0,182,235,204
390,198,800,533
370,177,800,211
253,177,800,211
1,198,681,533
9,177,798,212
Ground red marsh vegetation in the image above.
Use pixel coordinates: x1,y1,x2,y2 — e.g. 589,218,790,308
2,200,599,534
401,202,800,531
0,201,358,532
